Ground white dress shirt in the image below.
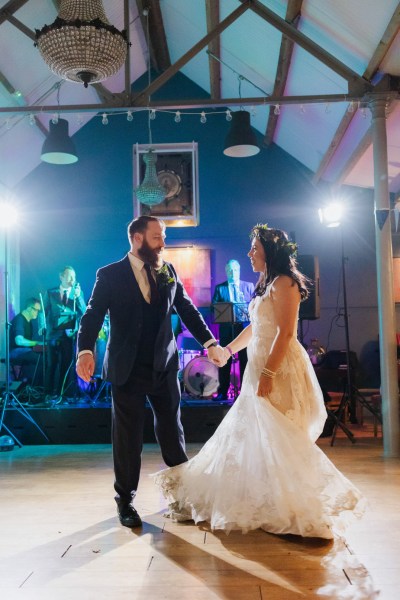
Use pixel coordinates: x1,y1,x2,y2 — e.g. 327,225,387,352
127,252,152,304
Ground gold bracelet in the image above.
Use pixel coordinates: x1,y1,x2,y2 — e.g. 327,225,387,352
261,367,277,378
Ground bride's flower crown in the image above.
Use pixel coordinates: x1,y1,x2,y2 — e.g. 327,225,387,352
250,223,298,256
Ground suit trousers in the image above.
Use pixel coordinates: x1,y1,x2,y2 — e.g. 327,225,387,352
111,366,188,505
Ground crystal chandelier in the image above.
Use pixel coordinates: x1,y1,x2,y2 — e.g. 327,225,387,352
136,149,166,206
35,0,129,88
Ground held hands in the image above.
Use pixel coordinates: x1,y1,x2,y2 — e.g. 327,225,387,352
76,353,95,382
207,344,227,367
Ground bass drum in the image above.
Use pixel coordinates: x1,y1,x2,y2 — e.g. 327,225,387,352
183,356,219,398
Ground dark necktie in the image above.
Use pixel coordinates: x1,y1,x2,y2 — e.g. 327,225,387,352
62,290,68,306
143,264,160,305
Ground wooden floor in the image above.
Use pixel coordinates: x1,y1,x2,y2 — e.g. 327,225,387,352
1,422,399,599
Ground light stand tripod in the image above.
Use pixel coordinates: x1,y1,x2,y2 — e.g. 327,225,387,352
330,226,382,446
0,226,49,446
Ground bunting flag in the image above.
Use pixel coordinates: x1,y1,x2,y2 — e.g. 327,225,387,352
375,209,390,230
395,202,400,232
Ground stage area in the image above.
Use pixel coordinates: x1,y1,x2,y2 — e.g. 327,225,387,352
1,394,232,445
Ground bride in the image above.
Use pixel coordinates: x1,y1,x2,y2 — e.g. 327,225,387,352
154,224,365,539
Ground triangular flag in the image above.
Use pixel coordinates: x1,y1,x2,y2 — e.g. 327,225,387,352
375,209,390,230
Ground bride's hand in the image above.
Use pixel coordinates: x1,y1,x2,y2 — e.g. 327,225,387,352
257,374,273,399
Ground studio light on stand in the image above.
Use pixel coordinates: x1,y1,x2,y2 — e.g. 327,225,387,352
0,202,49,447
41,118,78,165
223,110,260,157
319,202,381,445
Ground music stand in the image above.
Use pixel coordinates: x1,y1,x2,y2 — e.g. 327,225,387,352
211,302,248,400
0,222,49,446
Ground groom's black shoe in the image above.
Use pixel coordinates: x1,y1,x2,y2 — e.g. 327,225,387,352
117,504,142,528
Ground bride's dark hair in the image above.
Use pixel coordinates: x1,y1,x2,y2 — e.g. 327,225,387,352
250,224,309,299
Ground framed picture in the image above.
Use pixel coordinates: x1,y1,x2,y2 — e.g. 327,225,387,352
163,247,211,306
133,142,199,227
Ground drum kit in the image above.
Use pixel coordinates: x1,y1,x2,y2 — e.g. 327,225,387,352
178,350,219,399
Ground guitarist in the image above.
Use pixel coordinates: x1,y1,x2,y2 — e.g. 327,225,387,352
45,266,86,399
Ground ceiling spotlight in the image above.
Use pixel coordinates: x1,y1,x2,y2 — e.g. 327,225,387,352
41,118,78,165
223,110,260,158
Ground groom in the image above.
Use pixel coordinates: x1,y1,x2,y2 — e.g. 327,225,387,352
76,216,224,528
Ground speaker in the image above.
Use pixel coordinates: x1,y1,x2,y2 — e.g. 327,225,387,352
298,255,320,320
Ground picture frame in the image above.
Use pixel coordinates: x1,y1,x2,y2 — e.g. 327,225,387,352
133,142,199,227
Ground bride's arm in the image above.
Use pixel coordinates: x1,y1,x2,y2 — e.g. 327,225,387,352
257,275,300,397
222,323,253,359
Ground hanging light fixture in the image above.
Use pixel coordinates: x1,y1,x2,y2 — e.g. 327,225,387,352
135,9,165,207
35,0,128,88
223,110,260,157
41,118,78,165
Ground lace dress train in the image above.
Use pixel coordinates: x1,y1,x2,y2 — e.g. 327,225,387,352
153,290,365,539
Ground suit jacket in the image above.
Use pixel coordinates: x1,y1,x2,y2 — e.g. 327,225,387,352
212,280,254,305
212,280,255,340
77,255,213,386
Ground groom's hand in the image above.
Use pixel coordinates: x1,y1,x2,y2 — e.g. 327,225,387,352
207,344,226,366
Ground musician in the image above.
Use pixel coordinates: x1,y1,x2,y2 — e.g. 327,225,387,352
45,266,86,398
212,259,254,400
10,297,43,390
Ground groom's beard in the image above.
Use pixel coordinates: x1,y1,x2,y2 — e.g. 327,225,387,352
138,239,163,269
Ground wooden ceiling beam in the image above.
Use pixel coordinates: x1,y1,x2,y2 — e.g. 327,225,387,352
0,91,382,115
3,12,35,40
92,83,123,106
132,1,250,106
136,0,171,73
0,68,48,137
264,0,303,146
240,0,370,92
335,128,372,185
0,0,30,26
313,2,400,184
364,3,400,81
205,0,221,100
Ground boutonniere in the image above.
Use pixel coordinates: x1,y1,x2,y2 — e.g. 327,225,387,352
155,263,175,288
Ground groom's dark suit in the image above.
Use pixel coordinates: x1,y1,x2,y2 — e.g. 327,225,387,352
77,254,214,504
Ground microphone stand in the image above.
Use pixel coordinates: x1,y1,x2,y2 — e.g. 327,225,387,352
39,292,47,396
60,288,79,403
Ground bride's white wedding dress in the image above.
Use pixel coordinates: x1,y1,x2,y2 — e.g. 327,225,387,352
154,282,365,538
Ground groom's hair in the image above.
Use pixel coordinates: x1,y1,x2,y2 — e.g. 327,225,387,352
127,216,165,239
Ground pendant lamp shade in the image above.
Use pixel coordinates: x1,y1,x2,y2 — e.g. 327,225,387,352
41,118,78,165
223,110,260,157
135,149,166,206
35,0,128,87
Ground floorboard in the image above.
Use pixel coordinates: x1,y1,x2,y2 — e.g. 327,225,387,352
0,420,398,599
